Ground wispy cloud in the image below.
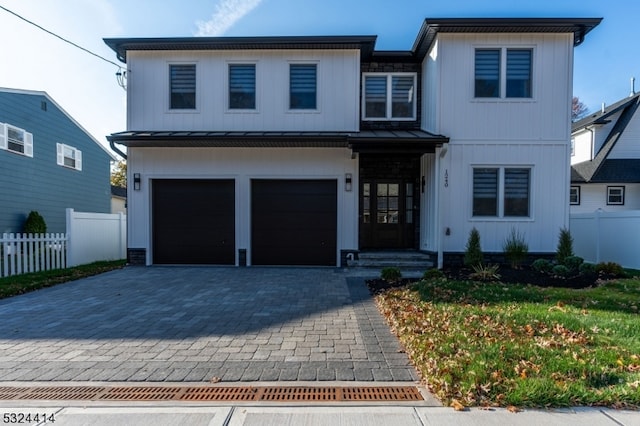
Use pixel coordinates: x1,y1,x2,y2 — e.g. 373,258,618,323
195,0,263,36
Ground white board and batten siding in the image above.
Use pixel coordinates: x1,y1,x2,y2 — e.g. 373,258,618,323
126,49,361,132
127,147,359,265
419,33,574,254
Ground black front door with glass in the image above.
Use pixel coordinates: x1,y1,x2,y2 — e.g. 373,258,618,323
360,180,416,249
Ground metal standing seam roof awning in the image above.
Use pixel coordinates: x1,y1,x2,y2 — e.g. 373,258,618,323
107,130,449,155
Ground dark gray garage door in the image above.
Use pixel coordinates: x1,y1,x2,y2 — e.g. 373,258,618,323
252,179,337,266
152,179,235,264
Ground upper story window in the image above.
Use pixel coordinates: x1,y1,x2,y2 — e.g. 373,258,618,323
607,186,625,205
57,143,82,171
289,64,317,110
229,64,256,110
475,48,532,99
363,73,416,120
473,167,531,218
0,123,33,157
169,64,196,109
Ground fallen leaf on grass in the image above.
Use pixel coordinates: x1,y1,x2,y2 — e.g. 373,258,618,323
507,405,521,413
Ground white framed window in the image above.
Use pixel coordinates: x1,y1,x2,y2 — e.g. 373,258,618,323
607,186,625,205
570,186,580,205
472,167,531,218
475,48,532,99
0,123,33,157
57,143,82,171
228,63,256,110
289,63,317,110
362,73,416,120
169,64,196,110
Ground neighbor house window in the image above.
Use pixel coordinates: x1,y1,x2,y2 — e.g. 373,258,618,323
570,186,580,205
169,64,196,109
289,64,317,109
475,48,532,99
57,143,82,171
363,73,416,120
607,186,625,205
229,64,256,109
0,123,33,157
473,167,531,217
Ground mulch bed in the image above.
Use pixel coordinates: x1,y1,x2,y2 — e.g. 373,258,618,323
366,265,610,295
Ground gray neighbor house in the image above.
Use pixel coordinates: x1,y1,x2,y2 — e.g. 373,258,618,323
0,88,115,234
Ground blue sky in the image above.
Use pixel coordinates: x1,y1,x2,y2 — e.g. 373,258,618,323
0,0,638,154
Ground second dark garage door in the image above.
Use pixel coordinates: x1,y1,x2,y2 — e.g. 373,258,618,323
252,179,337,266
152,179,235,265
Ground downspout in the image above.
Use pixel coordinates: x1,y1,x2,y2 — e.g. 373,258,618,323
436,143,448,269
109,140,127,160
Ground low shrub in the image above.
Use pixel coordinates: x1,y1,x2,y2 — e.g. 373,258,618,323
556,227,574,265
531,258,553,274
552,264,570,278
381,267,402,283
596,262,626,278
468,264,501,282
563,255,584,271
23,211,47,234
579,262,596,275
502,228,528,269
464,227,484,267
422,268,445,281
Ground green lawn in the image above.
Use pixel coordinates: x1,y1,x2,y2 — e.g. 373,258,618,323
0,260,126,299
376,275,640,408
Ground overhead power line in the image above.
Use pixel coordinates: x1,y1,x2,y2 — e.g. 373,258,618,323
0,4,122,68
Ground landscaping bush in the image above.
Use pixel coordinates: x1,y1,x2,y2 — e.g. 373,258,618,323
381,267,402,283
596,261,626,277
464,227,483,267
531,258,553,274
502,228,528,269
468,264,501,282
552,264,570,278
563,255,584,272
422,268,445,281
579,262,596,275
23,211,47,234
556,227,574,265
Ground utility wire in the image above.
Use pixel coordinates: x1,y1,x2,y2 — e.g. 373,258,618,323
0,4,123,68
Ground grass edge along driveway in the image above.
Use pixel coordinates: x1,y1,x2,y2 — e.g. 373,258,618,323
376,275,640,409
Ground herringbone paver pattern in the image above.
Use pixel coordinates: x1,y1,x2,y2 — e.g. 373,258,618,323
0,267,417,382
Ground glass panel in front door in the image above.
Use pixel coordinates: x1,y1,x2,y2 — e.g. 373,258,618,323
376,183,399,224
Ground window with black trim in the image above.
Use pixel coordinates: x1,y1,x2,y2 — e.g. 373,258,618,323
473,167,531,217
169,64,196,109
289,64,317,110
0,123,33,157
475,48,532,99
57,143,82,171
607,186,625,205
229,64,256,109
363,73,416,120
570,186,580,205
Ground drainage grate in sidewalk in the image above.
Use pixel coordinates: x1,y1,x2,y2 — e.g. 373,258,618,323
0,385,423,402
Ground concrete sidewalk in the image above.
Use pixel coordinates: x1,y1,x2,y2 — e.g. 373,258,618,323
0,403,637,425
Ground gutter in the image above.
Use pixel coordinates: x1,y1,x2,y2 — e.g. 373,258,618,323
109,140,127,160
436,143,448,269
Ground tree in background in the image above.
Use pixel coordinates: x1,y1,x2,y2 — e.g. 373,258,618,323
572,96,588,121
110,161,127,188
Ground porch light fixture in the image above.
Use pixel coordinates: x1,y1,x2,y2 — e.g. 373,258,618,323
345,173,353,192
116,68,127,90
133,173,141,191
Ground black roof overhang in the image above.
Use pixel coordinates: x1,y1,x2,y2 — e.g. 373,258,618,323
107,131,449,154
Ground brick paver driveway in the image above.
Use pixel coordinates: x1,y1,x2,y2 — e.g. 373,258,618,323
0,267,418,383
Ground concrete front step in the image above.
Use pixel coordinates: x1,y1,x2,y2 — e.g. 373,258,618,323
348,251,434,270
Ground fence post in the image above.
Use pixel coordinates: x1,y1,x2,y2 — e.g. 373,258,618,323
66,208,74,267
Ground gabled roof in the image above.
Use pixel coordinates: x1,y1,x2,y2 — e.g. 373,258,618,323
0,87,117,161
571,92,640,183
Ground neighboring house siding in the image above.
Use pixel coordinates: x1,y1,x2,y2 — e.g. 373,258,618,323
571,184,640,213
0,91,112,233
127,50,361,132
571,129,593,164
609,108,640,159
126,147,358,265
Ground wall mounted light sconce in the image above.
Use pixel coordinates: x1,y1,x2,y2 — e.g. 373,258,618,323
116,68,127,90
345,173,353,192
133,173,141,191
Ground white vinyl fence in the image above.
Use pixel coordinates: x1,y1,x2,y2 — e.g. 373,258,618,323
0,209,126,278
570,209,640,270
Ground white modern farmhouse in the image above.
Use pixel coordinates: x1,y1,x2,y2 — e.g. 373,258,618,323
105,17,601,267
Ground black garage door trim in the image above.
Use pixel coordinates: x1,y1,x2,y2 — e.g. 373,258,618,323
152,179,235,265
251,179,337,266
